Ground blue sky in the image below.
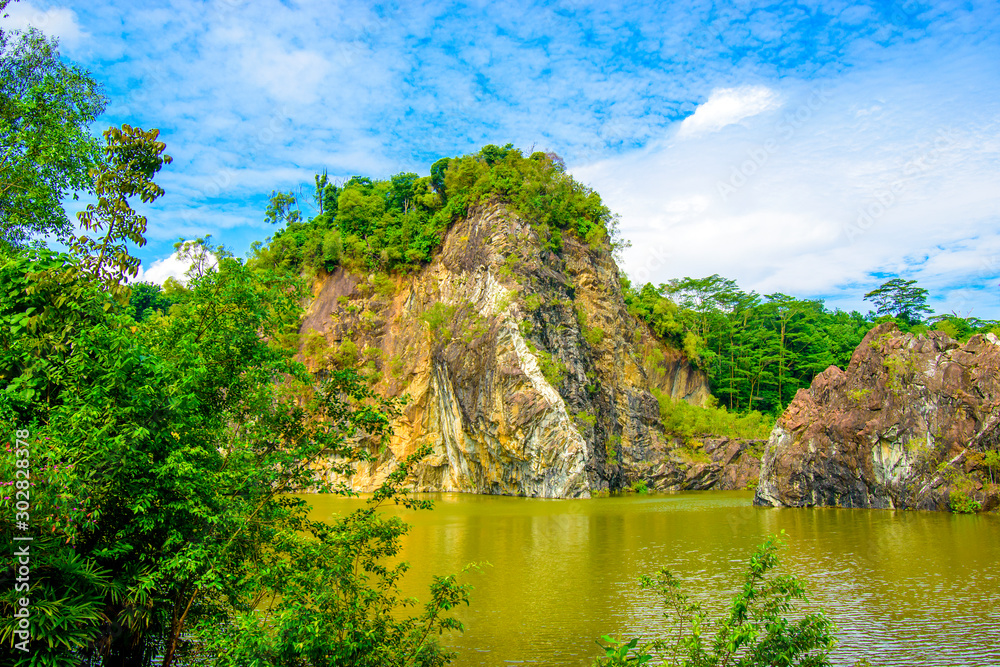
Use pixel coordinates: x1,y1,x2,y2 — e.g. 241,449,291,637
5,0,1000,317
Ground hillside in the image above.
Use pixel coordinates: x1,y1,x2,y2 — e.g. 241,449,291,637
296,197,712,497
246,146,768,497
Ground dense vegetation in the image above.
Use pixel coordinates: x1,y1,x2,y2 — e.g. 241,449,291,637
250,144,622,277
624,274,999,417
0,243,471,666
0,13,470,665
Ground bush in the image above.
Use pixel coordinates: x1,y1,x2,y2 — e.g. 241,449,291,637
630,480,649,495
652,390,773,440
593,535,838,667
948,490,982,514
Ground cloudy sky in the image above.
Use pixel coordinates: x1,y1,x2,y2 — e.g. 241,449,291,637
5,0,1000,317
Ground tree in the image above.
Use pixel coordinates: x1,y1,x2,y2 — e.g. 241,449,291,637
863,278,932,324
0,244,469,666
429,157,450,195
128,281,174,321
264,190,301,226
0,21,107,247
593,535,837,667
72,124,172,299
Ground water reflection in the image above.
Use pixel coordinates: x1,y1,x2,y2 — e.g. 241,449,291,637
301,492,1000,667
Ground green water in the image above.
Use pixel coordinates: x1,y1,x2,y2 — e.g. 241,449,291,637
300,491,1000,666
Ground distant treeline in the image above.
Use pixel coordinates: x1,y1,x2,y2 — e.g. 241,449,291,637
623,274,999,415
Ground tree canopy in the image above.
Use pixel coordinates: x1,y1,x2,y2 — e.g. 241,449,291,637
0,23,107,247
863,277,932,324
250,144,625,277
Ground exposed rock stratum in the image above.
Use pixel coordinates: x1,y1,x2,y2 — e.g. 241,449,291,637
755,323,1000,511
299,202,719,498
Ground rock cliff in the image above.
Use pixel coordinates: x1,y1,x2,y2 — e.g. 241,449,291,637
755,323,1000,511
299,201,714,497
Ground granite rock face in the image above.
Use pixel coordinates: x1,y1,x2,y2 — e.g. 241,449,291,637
755,323,1000,511
300,202,713,498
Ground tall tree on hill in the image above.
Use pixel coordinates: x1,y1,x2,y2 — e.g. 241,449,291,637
864,278,933,324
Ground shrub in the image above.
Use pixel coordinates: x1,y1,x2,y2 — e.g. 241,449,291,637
948,490,981,514
652,390,772,440
593,535,837,667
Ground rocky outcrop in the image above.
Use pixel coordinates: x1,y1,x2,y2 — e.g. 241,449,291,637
633,437,764,492
299,201,713,498
755,323,1000,511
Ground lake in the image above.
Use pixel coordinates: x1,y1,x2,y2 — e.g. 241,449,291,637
300,491,1000,666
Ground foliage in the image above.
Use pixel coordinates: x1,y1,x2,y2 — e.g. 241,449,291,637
71,124,172,299
593,535,837,667
983,450,1000,486
128,281,174,322
421,302,458,344
0,245,466,666
264,190,302,226
948,490,982,514
652,391,772,440
534,346,567,387
630,480,649,495
620,272,995,417
928,314,1000,342
0,24,107,247
863,278,932,325
250,144,624,278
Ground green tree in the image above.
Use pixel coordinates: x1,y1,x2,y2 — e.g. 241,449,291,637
71,124,172,299
128,281,174,321
863,278,932,324
629,276,874,417
0,21,107,247
264,189,301,227
0,247,469,666
429,157,451,195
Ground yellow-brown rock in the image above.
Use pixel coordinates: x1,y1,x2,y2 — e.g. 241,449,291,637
299,201,711,497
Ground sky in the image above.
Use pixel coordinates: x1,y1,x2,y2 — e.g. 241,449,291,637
4,0,1000,317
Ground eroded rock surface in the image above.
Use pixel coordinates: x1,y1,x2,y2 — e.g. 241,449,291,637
300,202,714,497
624,437,763,492
755,323,1000,511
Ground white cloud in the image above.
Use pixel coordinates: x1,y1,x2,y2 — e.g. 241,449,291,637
134,251,217,285
2,2,86,48
677,86,782,138
573,64,1000,319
